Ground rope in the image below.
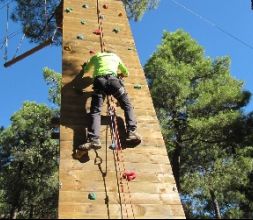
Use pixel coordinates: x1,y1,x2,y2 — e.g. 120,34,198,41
107,96,135,219
3,3,9,62
0,0,14,10
44,0,48,32
0,29,23,46
13,33,26,59
96,0,106,52
170,0,253,51
108,101,127,219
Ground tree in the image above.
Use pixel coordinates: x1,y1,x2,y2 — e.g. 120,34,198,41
122,0,160,21
43,67,61,107
0,68,61,218
0,102,59,218
144,30,253,218
0,0,159,45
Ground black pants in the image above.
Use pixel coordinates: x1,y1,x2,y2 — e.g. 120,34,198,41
88,75,137,140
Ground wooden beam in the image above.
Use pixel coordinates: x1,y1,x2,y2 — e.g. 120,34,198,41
4,39,52,68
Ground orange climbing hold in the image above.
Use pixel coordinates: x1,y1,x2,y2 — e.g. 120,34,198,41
64,45,72,51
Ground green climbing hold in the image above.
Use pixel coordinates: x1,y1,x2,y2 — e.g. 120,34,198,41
80,19,86,25
77,34,85,40
113,28,120,33
88,192,97,200
65,7,73,13
134,84,142,89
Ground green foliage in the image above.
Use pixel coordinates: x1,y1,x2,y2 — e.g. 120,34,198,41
0,102,59,218
0,67,61,218
0,0,159,44
122,0,160,21
145,29,253,218
43,67,61,107
1,0,62,45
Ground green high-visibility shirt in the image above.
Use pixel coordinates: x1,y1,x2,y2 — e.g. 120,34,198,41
82,52,129,78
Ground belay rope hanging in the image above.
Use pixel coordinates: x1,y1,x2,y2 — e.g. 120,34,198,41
95,1,135,218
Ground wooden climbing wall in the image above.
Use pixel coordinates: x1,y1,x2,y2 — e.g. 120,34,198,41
59,0,185,219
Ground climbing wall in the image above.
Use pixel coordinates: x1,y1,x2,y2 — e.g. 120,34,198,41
59,0,185,219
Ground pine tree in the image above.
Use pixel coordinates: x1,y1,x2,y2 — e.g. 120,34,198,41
0,68,61,218
0,0,159,44
144,30,253,218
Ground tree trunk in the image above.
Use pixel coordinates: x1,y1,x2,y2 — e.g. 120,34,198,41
209,189,222,219
29,205,34,219
10,206,17,219
172,141,182,191
10,162,24,219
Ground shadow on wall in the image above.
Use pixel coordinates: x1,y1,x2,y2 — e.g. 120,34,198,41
60,57,130,163
61,57,92,157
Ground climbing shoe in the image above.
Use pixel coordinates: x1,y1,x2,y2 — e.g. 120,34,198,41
78,138,102,151
126,129,141,142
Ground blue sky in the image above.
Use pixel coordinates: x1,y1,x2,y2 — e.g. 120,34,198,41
0,0,253,127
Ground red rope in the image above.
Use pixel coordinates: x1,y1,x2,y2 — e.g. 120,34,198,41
96,0,105,52
108,104,130,219
108,98,135,219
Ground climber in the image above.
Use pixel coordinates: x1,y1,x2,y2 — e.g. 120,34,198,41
79,51,141,150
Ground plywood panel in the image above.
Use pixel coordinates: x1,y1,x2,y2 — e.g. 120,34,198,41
59,0,185,219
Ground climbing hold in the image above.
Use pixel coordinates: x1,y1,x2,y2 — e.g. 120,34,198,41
99,15,105,20
80,19,86,25
93,29,102,35
113,28,120,33
110,142,116,150
134,84,142,89
88,192,97,200
123,171,136,181
118,12,123,17
103,4,108,9
82,4,89,8
89,50,95,55
65,7,73,13
76,34,84,40
64,45,72,51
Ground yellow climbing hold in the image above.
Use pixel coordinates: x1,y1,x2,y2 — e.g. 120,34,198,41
64,45,72,51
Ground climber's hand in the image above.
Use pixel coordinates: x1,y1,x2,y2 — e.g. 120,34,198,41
117,73,125,79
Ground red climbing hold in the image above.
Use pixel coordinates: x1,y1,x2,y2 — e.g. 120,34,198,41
93,29,102,35
123,171,136,181
89,50,95,55
103,4,108,9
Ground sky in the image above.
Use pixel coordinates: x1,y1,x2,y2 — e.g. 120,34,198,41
0,0,253,127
